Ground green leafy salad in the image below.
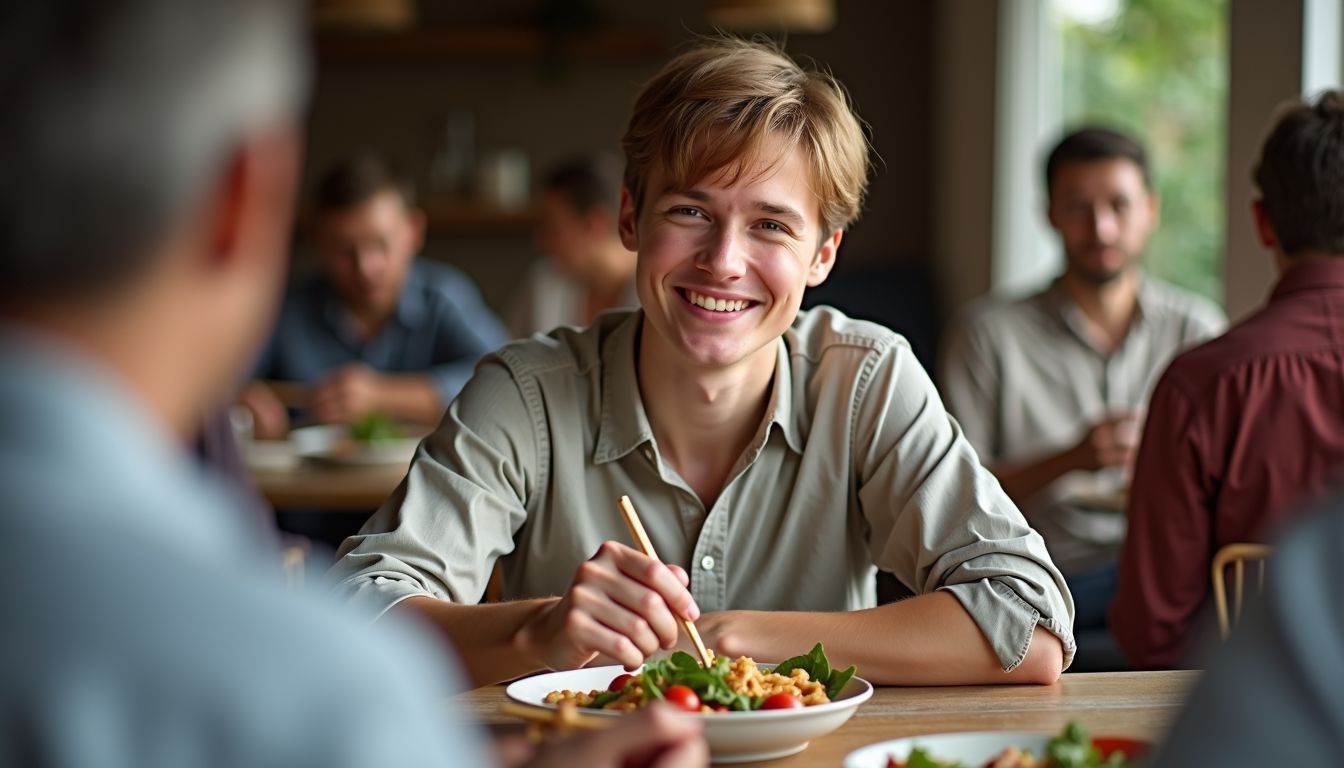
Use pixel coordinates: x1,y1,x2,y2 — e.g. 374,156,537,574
893,722,1138,768
349,412,404,442
561,643,857,713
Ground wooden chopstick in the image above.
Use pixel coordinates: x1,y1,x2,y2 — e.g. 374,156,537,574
617,495,715,668
499,701,613,733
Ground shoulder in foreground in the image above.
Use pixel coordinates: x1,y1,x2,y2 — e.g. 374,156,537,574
788,305,912,361
492,308,639,378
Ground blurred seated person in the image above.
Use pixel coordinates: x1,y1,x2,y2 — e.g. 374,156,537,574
940,127,1225,632
1153,500,1344,765
1111,90,1344,669
507,152,638,337
243,153,507,438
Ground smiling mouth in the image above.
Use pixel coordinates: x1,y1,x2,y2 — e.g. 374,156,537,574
680,289,755,313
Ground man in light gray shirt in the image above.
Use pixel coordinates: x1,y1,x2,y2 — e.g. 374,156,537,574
0,2,703,766
941,127,1225,632
332,38,1074,688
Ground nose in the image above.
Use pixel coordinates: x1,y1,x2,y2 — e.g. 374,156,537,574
696,225,747,281
354,247,384,284
1091,205,1119,244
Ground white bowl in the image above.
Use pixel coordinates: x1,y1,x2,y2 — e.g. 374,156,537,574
506,664,873,764
843,731,1149,767
290,424,421,467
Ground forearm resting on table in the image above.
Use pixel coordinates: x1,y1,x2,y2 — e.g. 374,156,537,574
372,374,444,426
699,591,1063,686
394,595,559,687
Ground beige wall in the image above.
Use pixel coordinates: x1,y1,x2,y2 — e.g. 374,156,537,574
1224,0,1305,320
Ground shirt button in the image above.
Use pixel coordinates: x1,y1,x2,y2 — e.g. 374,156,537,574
643,447,654,462
700,556,715,571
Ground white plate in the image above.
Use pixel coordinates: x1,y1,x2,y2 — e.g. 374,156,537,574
241,438,301,472
843,730,1149,767
290,424,422,467
506,664,873,764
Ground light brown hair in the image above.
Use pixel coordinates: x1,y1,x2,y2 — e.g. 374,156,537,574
621,36,870,236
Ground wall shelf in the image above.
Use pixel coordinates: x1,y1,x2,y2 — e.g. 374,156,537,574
421,199,536,236
315,26,665,65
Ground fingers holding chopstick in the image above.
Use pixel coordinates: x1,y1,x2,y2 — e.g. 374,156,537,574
516,541,701,673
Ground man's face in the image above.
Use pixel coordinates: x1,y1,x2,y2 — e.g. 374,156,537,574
315,189,423,316
535,190,601,277
621,137,841,373
1047,158,1158,285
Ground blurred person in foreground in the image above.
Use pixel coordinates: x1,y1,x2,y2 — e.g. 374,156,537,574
507,152,638,337
331,37,1073,688
0,1,702,766
1153,500,1344,766
940,127,1225,635
1111,90,1344,670
242,153,508,439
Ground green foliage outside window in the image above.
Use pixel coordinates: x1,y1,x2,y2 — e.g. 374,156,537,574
1058,0,1227,304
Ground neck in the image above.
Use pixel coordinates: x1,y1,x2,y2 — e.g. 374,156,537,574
1059,267,1141,354
636,318,776,508
2,297,209,445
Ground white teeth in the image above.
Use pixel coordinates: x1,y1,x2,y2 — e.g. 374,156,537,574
687,290,749,313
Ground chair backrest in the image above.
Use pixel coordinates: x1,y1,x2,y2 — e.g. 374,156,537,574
1210,542,1272,639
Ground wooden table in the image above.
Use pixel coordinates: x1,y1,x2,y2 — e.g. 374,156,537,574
251,461,407,510
455,671,1198,766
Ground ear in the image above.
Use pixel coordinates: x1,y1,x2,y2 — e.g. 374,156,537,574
1146,189,1161,230
806,229,843,287
205,127,300,273
1251,199,1278,249
618,185,639,251
1045,197,1062,232
407,205,428,253
205,150,250,270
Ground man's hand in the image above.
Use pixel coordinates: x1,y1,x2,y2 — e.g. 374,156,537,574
308,363,383,424
515,541,700,672
240,380,290,439
1068,411,1141,472
499,703,707,768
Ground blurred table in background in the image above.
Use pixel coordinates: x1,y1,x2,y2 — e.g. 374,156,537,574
251,461,405,510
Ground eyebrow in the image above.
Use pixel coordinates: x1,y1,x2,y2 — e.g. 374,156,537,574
663,189,808,228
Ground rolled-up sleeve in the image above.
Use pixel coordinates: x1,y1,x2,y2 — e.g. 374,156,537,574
329,360,535,617
858,340,1076,671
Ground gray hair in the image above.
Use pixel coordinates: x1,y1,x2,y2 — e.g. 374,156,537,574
0,0,309,299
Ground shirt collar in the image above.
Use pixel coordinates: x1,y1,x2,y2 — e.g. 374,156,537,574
1270,257,1344,301
1044,272,1154,350
593,311,655,464
592,312,804,464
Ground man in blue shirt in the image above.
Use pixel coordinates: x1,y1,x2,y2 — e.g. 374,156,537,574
0,1,703,766
243,153,508,438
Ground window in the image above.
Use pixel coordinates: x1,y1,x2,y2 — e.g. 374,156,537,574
994,0,1228,305
1056,0,1228,303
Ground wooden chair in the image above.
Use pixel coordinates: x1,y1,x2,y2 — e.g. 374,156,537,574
1211,542,1272,639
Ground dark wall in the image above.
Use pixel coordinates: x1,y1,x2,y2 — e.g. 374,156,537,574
303,0,936,314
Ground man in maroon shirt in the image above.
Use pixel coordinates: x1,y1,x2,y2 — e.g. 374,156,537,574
1110,90,1344,669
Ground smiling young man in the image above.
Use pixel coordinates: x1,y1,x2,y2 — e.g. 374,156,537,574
332,38,1073,687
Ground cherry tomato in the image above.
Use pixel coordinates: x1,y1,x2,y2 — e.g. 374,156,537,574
709,703,729,712
607,673,635,692
760,693,804,710
662,684,701,712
